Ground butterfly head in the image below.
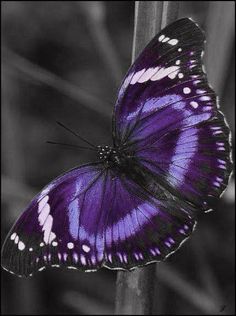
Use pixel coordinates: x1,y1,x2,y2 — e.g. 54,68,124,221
97,145,118,162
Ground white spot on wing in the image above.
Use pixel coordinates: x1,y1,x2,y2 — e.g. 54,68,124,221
213,130,223,135
10,233,17,240
155,247,161,255
168,69,179,79
42,215,53,244
80,254,86,265
137,67,159,83
196,89,206,94
162,37,170,42
38,266,46,272
168,39,178,45
183,87,191,94
14,236,19,244
150,249,156,256
73,253,78,263
108,254,112,263
38,195,49,213
130,69,146,85
139,253,144,260
200,96,211,101
117,252,123,262
38,203,50,226
18,241,25,251
38,195,56,245
151,66,179,81
67,242,74,249
190,101,199,109
165,241,171,248
82,244,91,253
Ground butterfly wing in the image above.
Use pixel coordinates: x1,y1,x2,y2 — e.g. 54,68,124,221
103,172,196,270
1,163,112,276
113,18,232,210
2,161,197,275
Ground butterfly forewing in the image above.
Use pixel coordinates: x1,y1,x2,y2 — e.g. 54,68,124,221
113,18,232,211
114,18,206,142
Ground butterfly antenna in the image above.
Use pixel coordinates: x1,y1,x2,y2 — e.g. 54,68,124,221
56,121,96,148
46,141,97,151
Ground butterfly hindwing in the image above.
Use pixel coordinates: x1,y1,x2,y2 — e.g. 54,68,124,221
103,173,196,270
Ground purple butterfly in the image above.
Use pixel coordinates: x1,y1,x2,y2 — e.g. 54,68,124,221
1,18,232,277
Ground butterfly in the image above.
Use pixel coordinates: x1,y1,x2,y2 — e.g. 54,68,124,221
1,18,232,277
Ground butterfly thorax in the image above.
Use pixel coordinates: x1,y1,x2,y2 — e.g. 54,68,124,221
97,145,133,168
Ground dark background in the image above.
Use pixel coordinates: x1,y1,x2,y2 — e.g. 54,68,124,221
1,1,235,315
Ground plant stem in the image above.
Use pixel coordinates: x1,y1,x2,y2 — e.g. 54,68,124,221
132,1,163,60
115,265,155,315
161,1,180,29
205,1,235,98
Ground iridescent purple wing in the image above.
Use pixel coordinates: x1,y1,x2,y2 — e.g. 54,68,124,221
103,173,196,270
2,162,196,276
1,163,110,276
135,112,232,210
114,18,206,142
113,18,232,210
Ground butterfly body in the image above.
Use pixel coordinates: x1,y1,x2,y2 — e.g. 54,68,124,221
96,145,153,188
2,18,232,277
97,145,132,167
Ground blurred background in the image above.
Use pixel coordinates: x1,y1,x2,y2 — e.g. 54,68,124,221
1,1,235,315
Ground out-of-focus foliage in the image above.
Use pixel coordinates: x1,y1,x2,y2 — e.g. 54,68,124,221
1,1,235,315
